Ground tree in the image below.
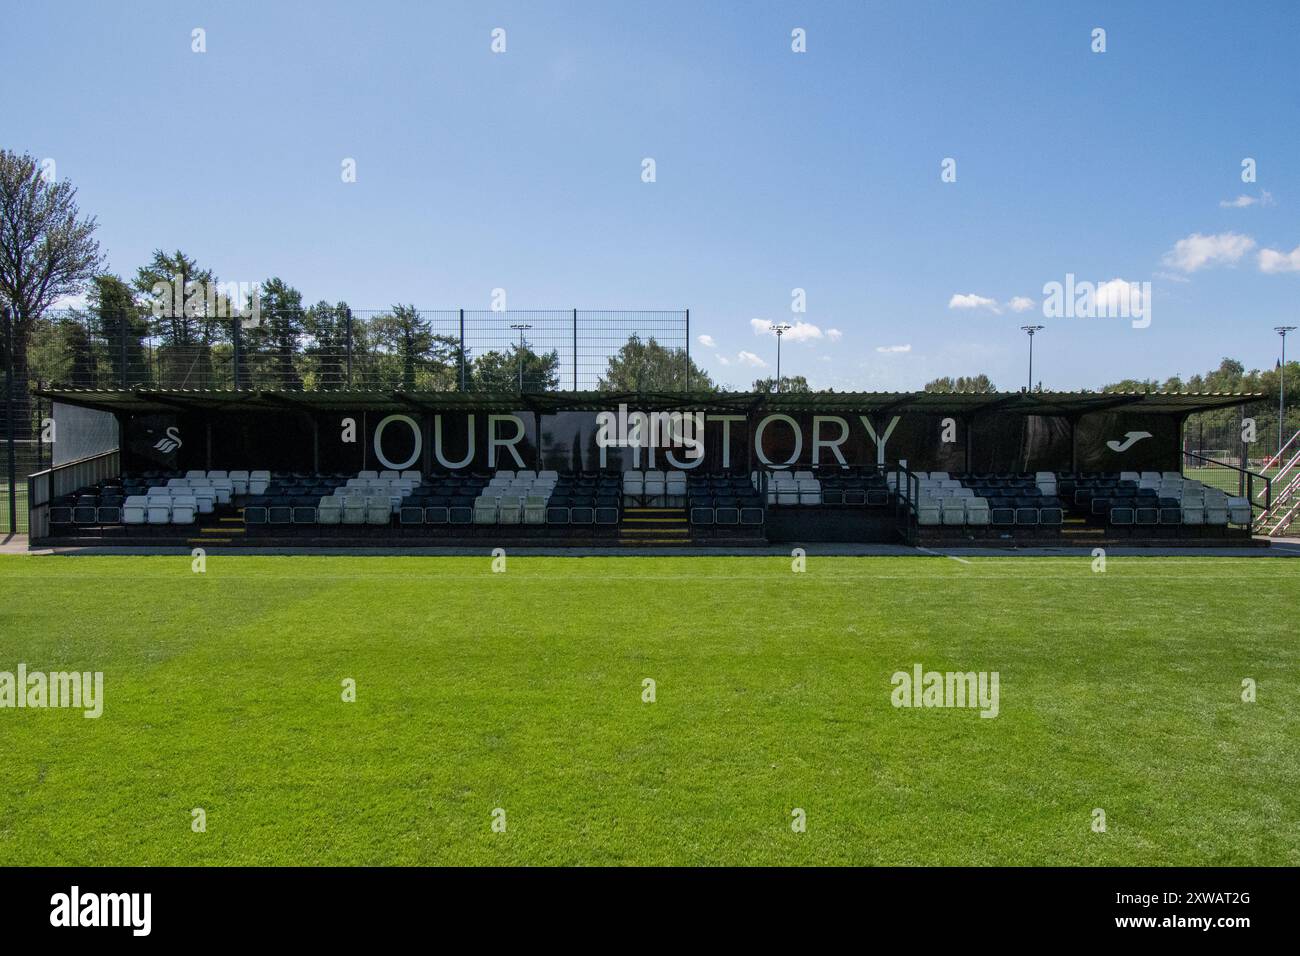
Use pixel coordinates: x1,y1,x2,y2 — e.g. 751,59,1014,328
249,277,305,390
303,300,354,390
597,334,714,392
923,374,996,393
0,149,103,435
133,249,229,387
90,274,149,387
752,375,811,393
472,344,561,392
370,304,459,390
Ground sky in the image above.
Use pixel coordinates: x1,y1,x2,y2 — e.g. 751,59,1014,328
4,0,1299,391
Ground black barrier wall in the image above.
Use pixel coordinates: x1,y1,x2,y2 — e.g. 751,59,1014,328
118,406,1186,475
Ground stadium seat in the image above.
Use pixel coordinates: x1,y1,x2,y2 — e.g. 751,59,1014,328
171,495,197,524
318,496,342,524
146,495,171,524
474,496,498,524
1227,497,1252,525
341,496,367,524
366,497,390,524
524,495,546,524
122,496,148,525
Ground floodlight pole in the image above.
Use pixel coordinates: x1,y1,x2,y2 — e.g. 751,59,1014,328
1278,326,1297,458
4,307,16,534
510,323,532,392
1021,325,1044,392
771,323,791,393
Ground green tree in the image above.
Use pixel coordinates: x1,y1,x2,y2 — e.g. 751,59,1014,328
248,277,305,390
752,374,812,393
923,374,996,393
370,304,459,390
597,334,714,392
472,344,561,392
0,149,103,435
303,300,355,390
90,274,149,387
133,249,229,387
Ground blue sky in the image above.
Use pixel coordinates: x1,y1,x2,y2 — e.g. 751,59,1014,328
4,1,1299,390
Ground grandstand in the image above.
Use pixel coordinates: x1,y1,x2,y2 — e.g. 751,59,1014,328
22,387,1271,548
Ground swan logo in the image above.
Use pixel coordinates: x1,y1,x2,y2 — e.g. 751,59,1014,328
153,427,182,454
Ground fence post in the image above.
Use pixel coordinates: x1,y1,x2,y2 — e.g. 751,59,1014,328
572,308,578,391
345,310,354,388
120,311,129,388
459,309,466,391
232,314,241,390
4,307,17,535
685,308,691,392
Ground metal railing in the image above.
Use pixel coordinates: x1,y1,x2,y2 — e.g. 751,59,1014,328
1181,449,1271,523
23,307,692,393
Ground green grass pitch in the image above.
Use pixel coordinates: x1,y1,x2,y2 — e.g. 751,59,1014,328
0,554,1296,866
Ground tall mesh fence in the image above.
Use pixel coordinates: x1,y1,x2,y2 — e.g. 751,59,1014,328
21,307,690,393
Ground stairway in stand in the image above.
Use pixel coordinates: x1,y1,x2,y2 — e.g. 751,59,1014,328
186,511,247,546
619,507,691,546
1059,514,1105,546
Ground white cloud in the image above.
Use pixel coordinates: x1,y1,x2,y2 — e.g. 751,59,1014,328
826,328,843,341
948,293,1001,313
697,333,716,348
736,350,768,368
1259,244,1300,273
51,292,90,310
750,317,824,342
1094,278,1151,315
876,344,911,353
1162,231,1255,272
1219,190,1274,209
715,353,730,366
1008,296,1035,313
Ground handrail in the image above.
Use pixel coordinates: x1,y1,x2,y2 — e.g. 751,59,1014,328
1256,445,1300,500
1258,427,1300,473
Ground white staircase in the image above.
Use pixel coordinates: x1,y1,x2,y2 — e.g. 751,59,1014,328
1255,429,1300,536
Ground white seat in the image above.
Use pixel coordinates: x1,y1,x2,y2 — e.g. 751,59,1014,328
793,470,814,482
171,495,197,524
644,470,664,482
494,470,516,481
966,497,990,525
941,498,967,525
917,500,942,525
473,496,498,524
122,496,148,524
167,477,187,488
1161,472,1182,482
208,469,228,479
499,497,522,524
185,470,206,479
516,469,537,480
379,470,399,480
146,496,171,524
1182,503,1205,525
538,470,559,480
228,470,249,495
191,488,216,514
1226,497,1252,524
366,497,390,524
1119,471,1139,484
342,496,367,524
400,470,422,481
524,495,546,524
357,470,378,480
317,496,342,524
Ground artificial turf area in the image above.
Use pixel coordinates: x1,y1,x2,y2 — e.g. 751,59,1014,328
0,553,1297,866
